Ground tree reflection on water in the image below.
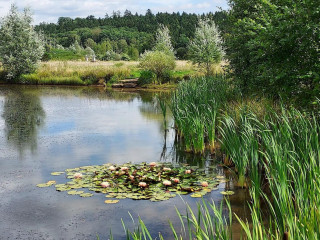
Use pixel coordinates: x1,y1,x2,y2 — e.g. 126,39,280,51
2,90,45,156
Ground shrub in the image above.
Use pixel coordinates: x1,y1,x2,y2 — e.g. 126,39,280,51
138,70,156,85
139,51,176,84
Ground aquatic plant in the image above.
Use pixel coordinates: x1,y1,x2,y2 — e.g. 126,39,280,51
118,198,232,240
170,75,230,153
37,162,224,203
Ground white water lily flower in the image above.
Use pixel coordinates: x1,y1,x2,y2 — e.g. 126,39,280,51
201,181,209,187
139,182,147,188
101,182,110,188
74,173,83,179
163,180,172,186
109,166,116,171
149,162,157,167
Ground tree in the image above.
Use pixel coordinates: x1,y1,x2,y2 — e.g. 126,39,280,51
225,0,320,102
153,24,175,55
0,5,44,80
140,24,176,83
139,51,176,84
188,18,224,76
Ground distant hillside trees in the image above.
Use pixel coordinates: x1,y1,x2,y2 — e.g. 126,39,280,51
0,5,44,80
35,10,227,61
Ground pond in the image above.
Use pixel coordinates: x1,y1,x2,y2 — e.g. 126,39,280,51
0,85,249,239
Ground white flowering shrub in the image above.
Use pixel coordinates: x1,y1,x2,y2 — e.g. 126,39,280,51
153,24,175,56
188,18,224,75
0,5,44,80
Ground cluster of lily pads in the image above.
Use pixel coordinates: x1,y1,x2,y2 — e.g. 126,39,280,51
37,162,234,204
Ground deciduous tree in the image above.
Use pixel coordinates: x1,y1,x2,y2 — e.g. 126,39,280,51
188,18,224,76
0,4,44,80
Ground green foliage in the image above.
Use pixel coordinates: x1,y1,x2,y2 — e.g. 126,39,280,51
188,18,224,76
0,4,44,80
18,74,85,85
35,11,227,61
225,0,320,102
139,24,176,84
128,47,139,60
170,75,232,153
18,61,133,85
138,70,156,85
46,48,85,61
139,51,176,83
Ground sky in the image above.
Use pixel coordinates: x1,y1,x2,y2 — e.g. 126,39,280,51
0,0,229,24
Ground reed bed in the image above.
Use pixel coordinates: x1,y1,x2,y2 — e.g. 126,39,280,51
170,75,232,154
156,76,320,239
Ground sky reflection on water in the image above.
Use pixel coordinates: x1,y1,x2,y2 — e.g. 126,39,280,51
0,85,246,240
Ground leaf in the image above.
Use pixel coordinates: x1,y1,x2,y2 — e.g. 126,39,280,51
36,183,50,188
80,193,93,197
105,200,120,204
68,190,80,195
216,175,225,179
190,193,202,198
46,180,56,186
220,191,235,196
51,172,65,176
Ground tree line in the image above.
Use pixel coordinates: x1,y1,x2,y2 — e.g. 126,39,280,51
35,10,227,60
1,1,319,104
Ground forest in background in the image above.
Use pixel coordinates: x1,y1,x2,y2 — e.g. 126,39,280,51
35,10,227,60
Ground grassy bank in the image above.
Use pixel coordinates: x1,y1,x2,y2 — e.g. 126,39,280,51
0,60,220,87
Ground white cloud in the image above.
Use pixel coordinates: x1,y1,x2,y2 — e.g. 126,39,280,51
0,0,228,24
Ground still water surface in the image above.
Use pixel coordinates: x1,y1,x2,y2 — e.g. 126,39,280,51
0,85,248,239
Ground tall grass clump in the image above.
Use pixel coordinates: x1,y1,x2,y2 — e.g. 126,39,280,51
170,75,231,153
258,107,320,239
116,199,232,240
219,107,262,188
219,105,320,239
17,61,133,85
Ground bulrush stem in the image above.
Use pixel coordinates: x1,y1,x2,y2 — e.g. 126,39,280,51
237,175,246,188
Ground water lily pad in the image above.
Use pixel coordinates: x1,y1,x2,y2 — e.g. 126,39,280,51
219,179,230,183
191,193,202,198
46,181,56,186
105,200,119,204
36,183,50,188
216,175,225,179
67,190,82,195
220,191,235,196
41,162,224,203
80,193,93,197
51,172,65,176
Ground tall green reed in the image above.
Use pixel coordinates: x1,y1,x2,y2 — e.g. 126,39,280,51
117,199,232,240
170,75,230,153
